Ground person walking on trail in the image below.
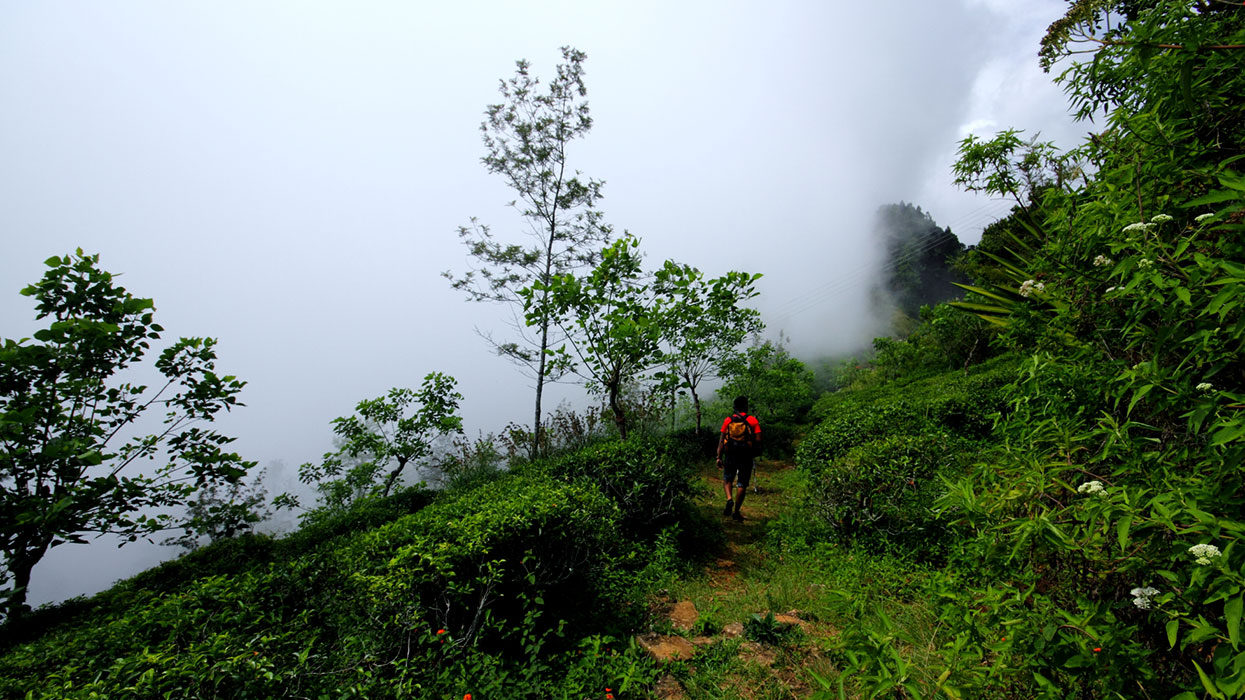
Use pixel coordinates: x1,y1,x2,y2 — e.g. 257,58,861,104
717,396,761,521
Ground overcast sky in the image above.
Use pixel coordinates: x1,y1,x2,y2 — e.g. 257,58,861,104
2,1,1086,606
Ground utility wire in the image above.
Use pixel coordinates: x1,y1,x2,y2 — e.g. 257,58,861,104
766,198,1013,326
769,228,962,324
773,198,1009,314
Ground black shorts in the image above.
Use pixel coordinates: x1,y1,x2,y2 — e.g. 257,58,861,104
722,454,754,489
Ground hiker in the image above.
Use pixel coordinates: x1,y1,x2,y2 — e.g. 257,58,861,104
716,396,761,521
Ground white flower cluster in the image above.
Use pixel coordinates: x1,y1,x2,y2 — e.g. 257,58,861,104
1077,480,1106,496
1151,214,1173,224
1105,286,1119,294
1189,543,1222,566
1195,213,1214,224
1130,586,1160,610
1094,255,1113,267
1019,279,1045,298
1123,222,1148,234
1197,382,1214,392
1138,258,1154,269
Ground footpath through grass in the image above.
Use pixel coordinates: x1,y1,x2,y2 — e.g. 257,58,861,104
644,458,942,700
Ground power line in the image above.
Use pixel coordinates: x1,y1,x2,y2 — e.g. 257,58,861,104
769,228,961,324
766,198,1013,326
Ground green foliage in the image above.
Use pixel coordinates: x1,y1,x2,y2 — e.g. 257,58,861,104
800,399,927,468
808,434,965,540
807,354,1017,432
743,611,801,646
438,434,507,492
808,354,870,395
653,261,764,433
799,358,1017,551
282,373,463,513
287,485,435,549
337,475,623,649
530,234,765,441
446,45,612,458
533,434,696,538
717,338,814,457
163,470,272,551
914,302,1000,369
0,430,693,698
530,234,662,439
892,4,1245,696
0,251,253,621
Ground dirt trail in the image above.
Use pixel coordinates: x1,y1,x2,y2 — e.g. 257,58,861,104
703,459,787,595
638,458,833,700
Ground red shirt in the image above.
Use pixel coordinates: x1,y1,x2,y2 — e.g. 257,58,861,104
720,413,761,439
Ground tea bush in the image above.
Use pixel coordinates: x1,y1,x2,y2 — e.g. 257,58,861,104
808,433,967,542
798,399,929,474
531,434,696,539
0,467,669,699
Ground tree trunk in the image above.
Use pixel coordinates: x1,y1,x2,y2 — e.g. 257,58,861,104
608,380,628,439
690,383,703,434
533,317,548,460
533,191,560,461
381,456,408,497
6,539,49,622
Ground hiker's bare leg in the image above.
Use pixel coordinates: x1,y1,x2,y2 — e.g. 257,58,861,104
722,480,733,501
733,486,747,512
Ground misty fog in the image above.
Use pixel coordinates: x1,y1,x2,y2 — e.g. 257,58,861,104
1,1,1087,607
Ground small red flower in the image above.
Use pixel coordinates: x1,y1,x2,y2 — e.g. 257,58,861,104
437,629,447,635
1092,647,1102,653
464,694,472,700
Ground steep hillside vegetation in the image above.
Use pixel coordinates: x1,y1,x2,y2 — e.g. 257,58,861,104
0,438,703,699
3,3,1243,699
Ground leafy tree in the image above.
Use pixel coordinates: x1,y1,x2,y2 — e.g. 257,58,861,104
445,46,611,457
652,262,763,433
280,374,463,513
0,251,252,621
529,235,662,439
163,470,271,551
717,337,814,426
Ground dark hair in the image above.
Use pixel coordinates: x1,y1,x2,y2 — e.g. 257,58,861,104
733,396,749,413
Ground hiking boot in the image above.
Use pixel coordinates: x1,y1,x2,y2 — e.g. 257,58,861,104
723,499,734,517
731,510,745,522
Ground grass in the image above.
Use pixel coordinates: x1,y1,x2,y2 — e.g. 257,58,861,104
649,457,946,699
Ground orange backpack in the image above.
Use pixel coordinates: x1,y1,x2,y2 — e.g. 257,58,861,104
724,413,756,454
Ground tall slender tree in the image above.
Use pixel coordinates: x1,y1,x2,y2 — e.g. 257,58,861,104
445,46,611,457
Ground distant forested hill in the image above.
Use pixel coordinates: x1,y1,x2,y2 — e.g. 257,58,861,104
870,202,966,329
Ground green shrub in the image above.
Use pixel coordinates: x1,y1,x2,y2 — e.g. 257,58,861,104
287,485,435,552
807,433,965,540
533,435,696,539
797,401,929,477
665,426,719,460
0,473,658,700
